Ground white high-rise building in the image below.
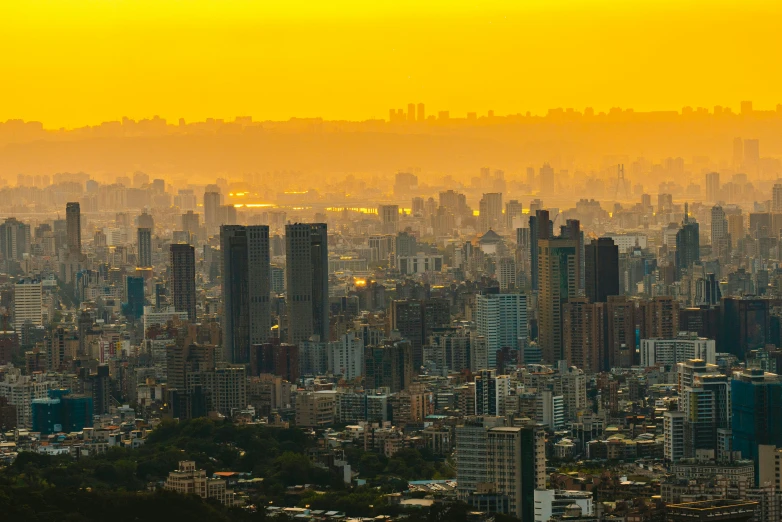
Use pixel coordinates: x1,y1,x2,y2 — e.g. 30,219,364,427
328,333,364,381
640,333,716,367
455,416,506,500
14,279,42,337
711,205,728,245
475,292,527,368
664,411,686,462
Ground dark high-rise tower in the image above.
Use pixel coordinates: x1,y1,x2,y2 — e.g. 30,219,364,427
137,227,152,268
66,202,81,254
585,237,619,303
169,243,196,321
529,209,551,292
221,225,271,364
285,223,329,345
676,203,700,279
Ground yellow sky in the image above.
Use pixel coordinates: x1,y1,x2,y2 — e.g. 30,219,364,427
0,0,779,128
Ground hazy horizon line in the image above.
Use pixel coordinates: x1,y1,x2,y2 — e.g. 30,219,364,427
4,100,782,132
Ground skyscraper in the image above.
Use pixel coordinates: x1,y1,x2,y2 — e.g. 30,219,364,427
486,425,546,520
744,138,760,175
0,218,30,261
204,191,221,230
505,200,523,230
416,103,425,122
539,163,555,193
378,205,399,234
475,291,528,368
584,237,619,303
137,227,152,268
705,172,720,201
529,209,552,292
675,204,700,279
538,237,579,363
732,369,782,470
14,279,42,338
170,243,196,321
562,297,605,373
479,193,503,232
285,223,329,345
66,202,81,254
221,225,271,364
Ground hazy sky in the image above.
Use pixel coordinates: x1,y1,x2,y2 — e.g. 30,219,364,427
1,0,779,127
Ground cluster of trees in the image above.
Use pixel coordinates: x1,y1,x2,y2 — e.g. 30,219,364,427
4,419,336,493
0,419,475,521
344,446,455,482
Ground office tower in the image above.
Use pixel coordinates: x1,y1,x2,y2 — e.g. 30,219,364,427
728,213,745,248
744,138,760,174
526,167,536,187
364,339,413,392
475,369,510,415
639,296,680,339
14,279,42,337
407,103,415,122
475,291,527,368
368,234,394,265
773,185,782,212
124,276,145,320
395,231,417,257
584,237,619,303
710,205,728,244
721,298,770,359
221,225,271,364
539,163,555,193
561,219,584,292
250,341,299,382
562,298,605,373
285,223,329,345
505,200,523,230
675,204,700,279
390,300,424,369
479,193,503,232
486,425,546,520
181,211,200,243
204,191,221,228
538,238,579,363
327,333,364,380
138,211,154,230
137,227,152,268
416,103,425,122
732,137,744,168
455,416,506,500
378,204,399,234
732,369,782,469
529,209,551,291
66,202,81,254
664,410,686,462
606,296,636,369
705,172,720,201
680,374,730,458
0,218,30,261
497,257,516,291
640,333,715,366
170,243,196,321
657,193,673,214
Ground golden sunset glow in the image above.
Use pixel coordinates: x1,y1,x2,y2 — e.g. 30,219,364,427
1,0,779,128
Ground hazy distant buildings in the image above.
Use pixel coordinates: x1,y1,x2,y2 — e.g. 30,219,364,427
286,223,329,345
479,193,503,233
221,225,271,364
378,204,399,234
170,243,196,321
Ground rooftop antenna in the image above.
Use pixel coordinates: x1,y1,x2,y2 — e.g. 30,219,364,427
614,164,629,199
